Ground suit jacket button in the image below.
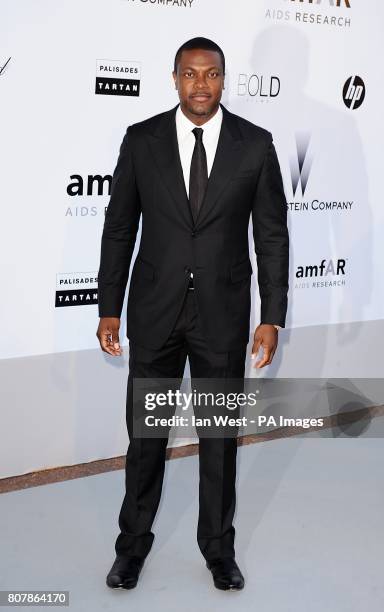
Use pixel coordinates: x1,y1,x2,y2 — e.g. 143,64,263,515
191,231,196,238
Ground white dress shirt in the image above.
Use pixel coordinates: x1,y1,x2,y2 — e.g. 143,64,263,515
175,104,223,197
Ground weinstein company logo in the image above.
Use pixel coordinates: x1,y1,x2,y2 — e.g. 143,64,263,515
288,133,353,212
266,0,351,28
237,74,280,102
55,273,98,307
95,60,141,96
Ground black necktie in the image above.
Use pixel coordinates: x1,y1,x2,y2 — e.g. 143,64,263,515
189,127,208,223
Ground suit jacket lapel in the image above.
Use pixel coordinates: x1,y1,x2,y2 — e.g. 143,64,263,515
194,104,246,229
147,104,246,230
147,105,194,228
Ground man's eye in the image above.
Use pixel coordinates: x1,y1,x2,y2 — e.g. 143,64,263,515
208,72,219,78
184,72,194,78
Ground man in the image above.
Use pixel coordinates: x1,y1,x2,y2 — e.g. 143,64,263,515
96,37,289,591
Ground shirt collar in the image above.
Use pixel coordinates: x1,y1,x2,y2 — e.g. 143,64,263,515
175,104,223,142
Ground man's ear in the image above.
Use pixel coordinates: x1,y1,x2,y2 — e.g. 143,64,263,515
172,71,177,90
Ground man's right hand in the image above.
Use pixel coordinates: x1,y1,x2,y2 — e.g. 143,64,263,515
96,317,122,356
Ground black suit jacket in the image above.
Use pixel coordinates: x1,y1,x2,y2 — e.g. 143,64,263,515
97,104,289,352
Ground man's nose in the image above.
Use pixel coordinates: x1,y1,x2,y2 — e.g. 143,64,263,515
196,74,207,88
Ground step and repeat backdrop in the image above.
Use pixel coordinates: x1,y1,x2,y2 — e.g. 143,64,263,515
1,0,383,476
1,0,383,360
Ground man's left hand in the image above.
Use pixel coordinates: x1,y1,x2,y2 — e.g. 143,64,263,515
251,324,278,368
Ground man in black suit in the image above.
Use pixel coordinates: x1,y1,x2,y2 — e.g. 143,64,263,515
97,37,289,591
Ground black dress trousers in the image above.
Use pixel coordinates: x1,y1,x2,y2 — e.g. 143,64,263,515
115,286,247,561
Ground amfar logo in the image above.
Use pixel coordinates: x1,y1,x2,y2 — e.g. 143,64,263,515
237,74,280,101
295,258,347,289
55,272,98,307
67,173,112,196
95,60,141,96
266,0,351,27
290,132,312,197
343,76,365,110
296,258,346,278
0,57,11,76
65,173,112,217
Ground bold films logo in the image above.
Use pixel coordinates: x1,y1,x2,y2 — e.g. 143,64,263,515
65,172,112,217
343,76,365,110
266,0,352,28
95,60,141,96
294,258,347,290
55,272,98,307
287,132,354,213
237,74,281,103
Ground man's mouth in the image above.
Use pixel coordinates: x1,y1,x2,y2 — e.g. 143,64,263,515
190,94,211,102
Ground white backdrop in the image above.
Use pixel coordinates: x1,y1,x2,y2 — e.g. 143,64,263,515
1,0,383,478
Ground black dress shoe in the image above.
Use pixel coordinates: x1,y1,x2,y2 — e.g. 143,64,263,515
206,557,245,591
106,555,145,589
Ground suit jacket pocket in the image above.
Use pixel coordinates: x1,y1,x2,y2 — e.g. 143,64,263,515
230,259,253,283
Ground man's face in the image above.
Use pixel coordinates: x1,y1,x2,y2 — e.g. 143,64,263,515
173,48,224,123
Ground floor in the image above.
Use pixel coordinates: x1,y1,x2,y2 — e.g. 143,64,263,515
1,434,383,611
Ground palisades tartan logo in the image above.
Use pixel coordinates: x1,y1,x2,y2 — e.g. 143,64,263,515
95,60,141,96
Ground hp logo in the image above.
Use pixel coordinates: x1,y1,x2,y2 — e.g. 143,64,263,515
343,76,366,110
